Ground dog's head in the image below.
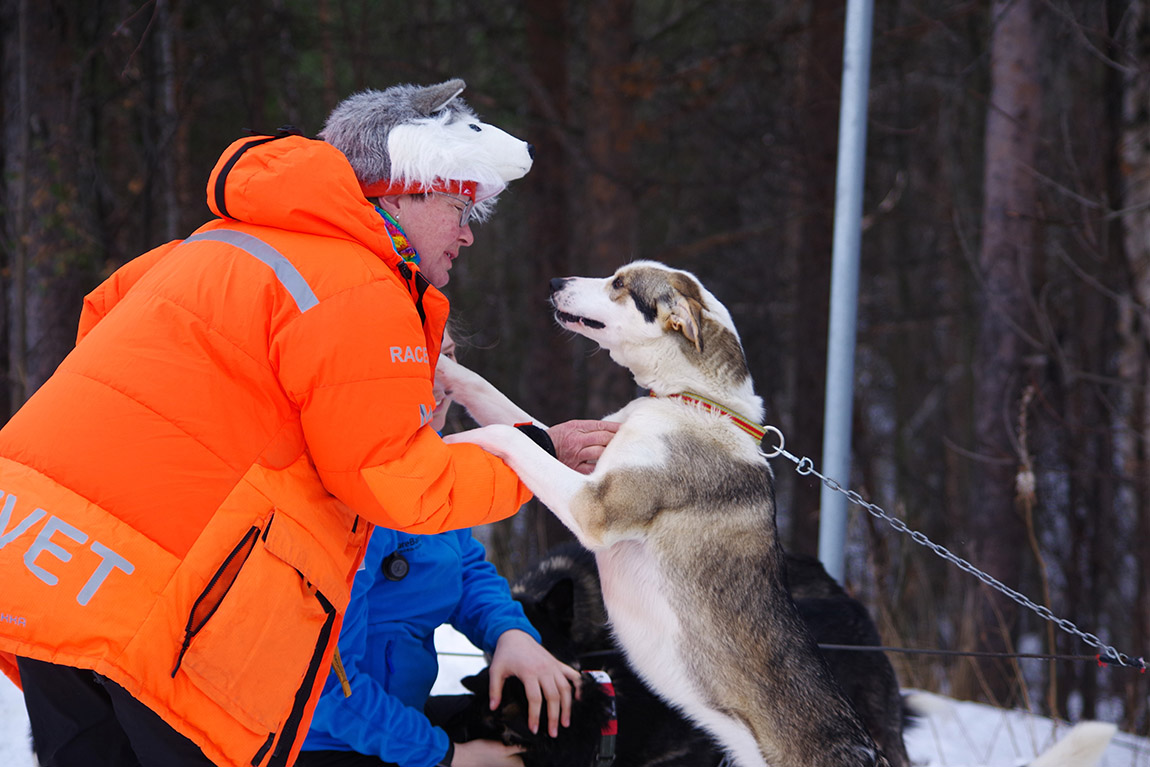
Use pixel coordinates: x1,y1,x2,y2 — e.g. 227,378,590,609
549,261,756,401
510,542,612,667
321,79,533,221
444,668,614,767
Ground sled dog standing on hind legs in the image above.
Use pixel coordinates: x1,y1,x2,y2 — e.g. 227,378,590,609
439,262,1119,767
439,260,888,767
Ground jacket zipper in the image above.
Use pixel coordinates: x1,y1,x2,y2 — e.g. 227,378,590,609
262,582,336,767
172,525,261,677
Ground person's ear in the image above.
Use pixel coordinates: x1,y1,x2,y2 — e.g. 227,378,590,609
375,194,404,217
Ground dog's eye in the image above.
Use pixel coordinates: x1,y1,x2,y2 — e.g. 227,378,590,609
612,277,624,289
469,123,481,132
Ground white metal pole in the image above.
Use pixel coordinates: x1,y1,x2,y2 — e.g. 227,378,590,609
817,0,874,584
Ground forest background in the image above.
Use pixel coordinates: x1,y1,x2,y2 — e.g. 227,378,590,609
3,0,1150,739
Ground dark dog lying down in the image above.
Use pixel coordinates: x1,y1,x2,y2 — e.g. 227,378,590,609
441,668,615,767
441,542,911,767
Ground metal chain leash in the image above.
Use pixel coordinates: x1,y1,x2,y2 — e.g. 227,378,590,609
757,425,1147,672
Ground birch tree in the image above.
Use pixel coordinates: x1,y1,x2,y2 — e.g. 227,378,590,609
962,0,1042,706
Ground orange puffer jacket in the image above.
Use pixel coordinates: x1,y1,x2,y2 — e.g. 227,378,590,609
0,133,531,767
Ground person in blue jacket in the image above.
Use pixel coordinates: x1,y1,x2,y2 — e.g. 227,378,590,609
297,525,575,767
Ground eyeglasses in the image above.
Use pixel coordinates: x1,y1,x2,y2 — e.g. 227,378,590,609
435,192,475,228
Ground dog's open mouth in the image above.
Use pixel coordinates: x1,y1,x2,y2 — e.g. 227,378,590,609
555,310,606,330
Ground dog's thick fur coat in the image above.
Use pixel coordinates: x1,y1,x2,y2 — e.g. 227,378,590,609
503,542,912,767
441,261,886,767
438,261,1118,767
440,543,1116,767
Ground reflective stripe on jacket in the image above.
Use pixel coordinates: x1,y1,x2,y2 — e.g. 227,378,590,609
0,134,531,767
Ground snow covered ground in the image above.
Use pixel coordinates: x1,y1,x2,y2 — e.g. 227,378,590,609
1,669,34,767
1,627,1146,767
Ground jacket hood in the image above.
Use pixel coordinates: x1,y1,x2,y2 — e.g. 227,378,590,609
206,134,398,265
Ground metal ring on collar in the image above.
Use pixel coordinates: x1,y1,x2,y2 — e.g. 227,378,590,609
759,425,785,458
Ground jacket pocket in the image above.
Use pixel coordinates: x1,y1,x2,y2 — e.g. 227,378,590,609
176,514,336,735
172,525,260,677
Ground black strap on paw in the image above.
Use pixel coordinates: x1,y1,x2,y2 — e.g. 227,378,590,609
514,423,556,458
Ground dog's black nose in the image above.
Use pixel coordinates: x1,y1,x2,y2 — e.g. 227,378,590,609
549,277,570,295
527,143,535,160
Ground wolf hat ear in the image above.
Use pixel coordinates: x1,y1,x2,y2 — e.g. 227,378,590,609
414,79,466,114
320,78,533,222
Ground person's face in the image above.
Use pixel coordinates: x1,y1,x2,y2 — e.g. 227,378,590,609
383,193,475,288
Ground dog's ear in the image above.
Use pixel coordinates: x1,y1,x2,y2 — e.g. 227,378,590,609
460,671,488,694
669,294,704,353
538,578,576,637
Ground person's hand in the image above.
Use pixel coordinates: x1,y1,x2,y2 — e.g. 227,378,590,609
487,629,582,738
548,420,620,474
451,738,525,767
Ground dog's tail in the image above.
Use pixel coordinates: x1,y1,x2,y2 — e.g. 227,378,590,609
897,694,915,735
1026,720,1116,767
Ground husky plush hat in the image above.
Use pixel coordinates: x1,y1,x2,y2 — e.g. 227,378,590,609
319,79,533,222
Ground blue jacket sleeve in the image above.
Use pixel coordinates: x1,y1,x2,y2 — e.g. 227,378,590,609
304,534,451,767
448,531,541,653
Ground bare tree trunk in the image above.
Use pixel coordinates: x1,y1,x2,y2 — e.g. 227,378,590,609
583,0,636,417
524,0,573,426
0,0,28,418
785,0,843,557
522,0,577,555
156,0,180,242
246,0,268,129
782,0,846,551
271,0,303,128
1117,0,1150,731
317,0,339,114
961,0,1041,706
2,0,100,406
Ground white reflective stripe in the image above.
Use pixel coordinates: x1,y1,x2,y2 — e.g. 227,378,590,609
185,230,319,312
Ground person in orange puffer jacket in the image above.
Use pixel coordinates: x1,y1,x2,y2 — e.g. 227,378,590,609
0,79,615,767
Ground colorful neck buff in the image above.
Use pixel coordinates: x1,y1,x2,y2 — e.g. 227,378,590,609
376,206,420,265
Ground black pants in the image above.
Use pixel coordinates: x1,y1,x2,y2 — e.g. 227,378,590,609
295,750,398,767
295,694,473,767
16,656,213,767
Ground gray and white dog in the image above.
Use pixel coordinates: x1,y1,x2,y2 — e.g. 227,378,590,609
440,261,888,767
438,261,1119,767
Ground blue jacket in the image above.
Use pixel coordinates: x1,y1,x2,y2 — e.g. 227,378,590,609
302,528,539,766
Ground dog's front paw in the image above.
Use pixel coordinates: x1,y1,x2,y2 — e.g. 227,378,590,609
442,424,520,457
434,354,465,395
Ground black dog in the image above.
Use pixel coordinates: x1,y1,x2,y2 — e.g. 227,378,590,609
440,667,616,767
786,554,912,767
443,542,911,767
